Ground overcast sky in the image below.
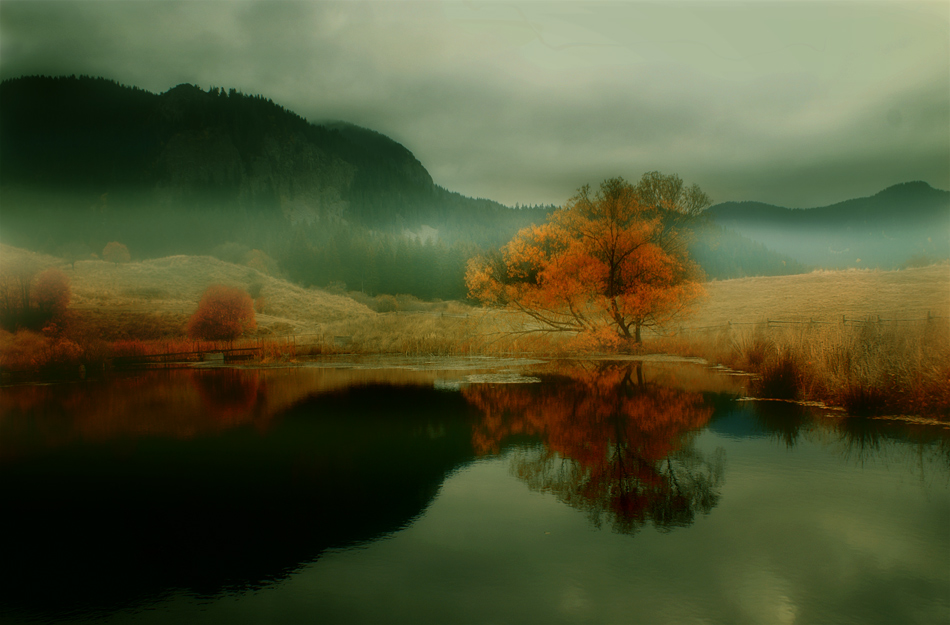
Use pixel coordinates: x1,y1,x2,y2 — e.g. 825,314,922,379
1,1,947,208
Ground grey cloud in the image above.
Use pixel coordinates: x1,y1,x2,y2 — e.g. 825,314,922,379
0,0,946,208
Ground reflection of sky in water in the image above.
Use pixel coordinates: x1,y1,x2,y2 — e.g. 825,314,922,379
113,424,949,625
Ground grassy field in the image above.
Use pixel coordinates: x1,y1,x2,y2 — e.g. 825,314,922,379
683,265,950,327
1,244,373,338
649,264,949,418
2,244,948,416
692,265,949,328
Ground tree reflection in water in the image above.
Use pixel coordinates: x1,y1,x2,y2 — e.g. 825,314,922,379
190,368,261,425
464,362,725,533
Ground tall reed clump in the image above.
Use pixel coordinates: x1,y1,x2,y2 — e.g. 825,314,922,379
811,320,950,417
0,328,83,372
719,320,950,417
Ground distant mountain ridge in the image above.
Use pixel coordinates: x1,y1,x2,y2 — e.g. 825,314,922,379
707,181,947,223
705,181,949,269
0,75,558,262
0,75,446,226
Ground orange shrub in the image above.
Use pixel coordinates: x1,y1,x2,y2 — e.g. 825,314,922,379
0,329,82,371
187,285,257,342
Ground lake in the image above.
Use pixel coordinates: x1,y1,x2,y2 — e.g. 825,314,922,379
1,357,947,624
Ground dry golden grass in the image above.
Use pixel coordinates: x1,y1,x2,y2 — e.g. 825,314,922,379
645,313,950,418
69,254,372,326
691,264,949,328
638,264,950,417
311,309,567,356
0,244,374,336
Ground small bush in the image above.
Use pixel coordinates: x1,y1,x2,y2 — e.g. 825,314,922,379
374,294,399,312
102,242,130,264
187,285,257,342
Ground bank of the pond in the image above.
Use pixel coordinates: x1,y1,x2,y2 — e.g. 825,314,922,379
3,325,949,422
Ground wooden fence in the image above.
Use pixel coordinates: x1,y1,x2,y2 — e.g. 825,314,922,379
112,346,262,370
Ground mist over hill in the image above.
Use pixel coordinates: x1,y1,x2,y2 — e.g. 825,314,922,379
0,75,560,299
0,74,931,300
706,181,950,269
0,75,546,244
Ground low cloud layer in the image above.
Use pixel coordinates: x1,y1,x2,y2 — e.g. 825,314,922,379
1,1,947,207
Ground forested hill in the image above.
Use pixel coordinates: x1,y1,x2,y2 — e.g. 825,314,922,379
705,181,950,269
0,75,544,240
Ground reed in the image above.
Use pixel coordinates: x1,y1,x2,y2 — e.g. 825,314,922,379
645,319,950,418
0,329,82,371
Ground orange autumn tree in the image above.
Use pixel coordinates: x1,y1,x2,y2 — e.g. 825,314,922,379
187,285,257,342
466,173,710,344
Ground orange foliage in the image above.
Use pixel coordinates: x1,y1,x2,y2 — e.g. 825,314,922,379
0,328,82,371
187,285,257,341
467,174,708,343
463,362,721,532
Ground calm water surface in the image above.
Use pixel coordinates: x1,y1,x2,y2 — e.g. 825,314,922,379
1,357,947,624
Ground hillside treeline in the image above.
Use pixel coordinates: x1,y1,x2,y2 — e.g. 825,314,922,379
278,226,476,300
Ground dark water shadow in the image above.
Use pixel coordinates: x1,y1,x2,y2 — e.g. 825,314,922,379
0,382,479,623
710,397,950,479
